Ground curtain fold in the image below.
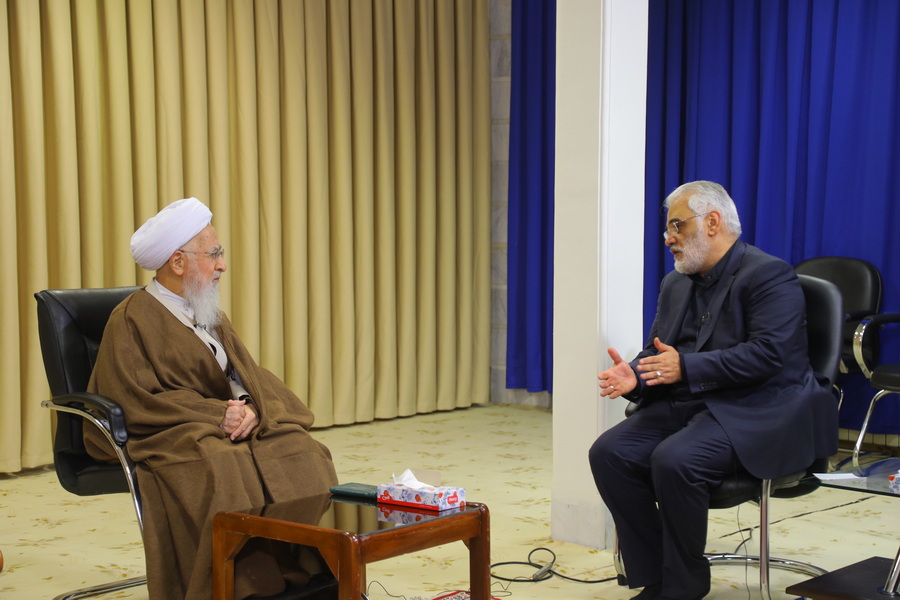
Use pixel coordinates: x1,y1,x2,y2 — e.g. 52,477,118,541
1,0,491,473
644,0,900,434
506,0,555,394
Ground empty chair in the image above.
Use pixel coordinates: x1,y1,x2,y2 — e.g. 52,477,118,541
795,256,883,405
850,309,900,470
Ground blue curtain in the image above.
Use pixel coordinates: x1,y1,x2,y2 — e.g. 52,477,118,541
506,0,556,393
645,0,900,434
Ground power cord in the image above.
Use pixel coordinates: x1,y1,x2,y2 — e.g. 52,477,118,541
735,503,754,600
490,547,618,584
366,580,403,599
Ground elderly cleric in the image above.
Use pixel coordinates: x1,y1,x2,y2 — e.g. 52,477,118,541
87,198,338,600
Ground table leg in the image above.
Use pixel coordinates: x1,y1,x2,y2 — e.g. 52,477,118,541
212,525,250,600
360,561,368,597
338,533,363,600
468,505,491,600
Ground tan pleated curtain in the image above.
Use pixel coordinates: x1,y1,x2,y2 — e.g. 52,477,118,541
0,0,491,473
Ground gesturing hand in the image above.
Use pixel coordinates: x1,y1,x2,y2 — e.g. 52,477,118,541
597,347,637,399
636,337,682,386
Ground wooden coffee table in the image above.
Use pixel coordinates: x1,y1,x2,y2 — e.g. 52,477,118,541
211,493,490,600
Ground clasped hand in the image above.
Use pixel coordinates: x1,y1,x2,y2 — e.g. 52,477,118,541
598,338,682,399
220,398,258,441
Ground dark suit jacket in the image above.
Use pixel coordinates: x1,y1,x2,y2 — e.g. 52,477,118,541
630,241,838,479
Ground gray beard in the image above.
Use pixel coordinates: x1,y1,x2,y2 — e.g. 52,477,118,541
673,231,710,275
183,272,222,329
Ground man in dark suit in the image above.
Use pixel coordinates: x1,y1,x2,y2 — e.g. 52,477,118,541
588,181,837,600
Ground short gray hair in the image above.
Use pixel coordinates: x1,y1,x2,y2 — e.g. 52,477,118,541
663,181,742,237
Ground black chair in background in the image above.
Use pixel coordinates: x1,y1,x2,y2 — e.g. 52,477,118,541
795,256,883,408
35,287,145,600
850,308,900,470
613,274,844,599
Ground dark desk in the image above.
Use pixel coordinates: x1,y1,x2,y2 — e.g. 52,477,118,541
211,493,490,600
786,459,900,600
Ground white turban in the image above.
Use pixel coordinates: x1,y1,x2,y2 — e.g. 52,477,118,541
130,198,213,271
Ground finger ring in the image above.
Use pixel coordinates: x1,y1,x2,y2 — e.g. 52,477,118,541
609,385,615,391
656,371,662,378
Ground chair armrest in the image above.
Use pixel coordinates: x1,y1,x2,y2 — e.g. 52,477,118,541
845,309,874,321
858,312,900,327
42,392,128,446
852,313,900,378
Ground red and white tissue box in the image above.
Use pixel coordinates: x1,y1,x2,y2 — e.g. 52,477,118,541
375,483,466,512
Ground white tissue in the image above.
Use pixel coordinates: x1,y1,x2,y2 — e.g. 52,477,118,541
392,468,435,491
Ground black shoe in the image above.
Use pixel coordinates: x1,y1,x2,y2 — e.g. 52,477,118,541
630,582,662,600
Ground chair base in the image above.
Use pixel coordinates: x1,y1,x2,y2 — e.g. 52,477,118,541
706,553,827,577
852,389,898,471
52,575,146,600
706,553,827,600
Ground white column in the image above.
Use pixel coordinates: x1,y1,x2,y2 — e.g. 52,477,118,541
552,0,649,549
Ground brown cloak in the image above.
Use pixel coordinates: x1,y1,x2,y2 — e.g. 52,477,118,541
86,289,338,600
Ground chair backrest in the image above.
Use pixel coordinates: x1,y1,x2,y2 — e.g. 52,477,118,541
795,256,882,370
797,274,843,387
35,287,140,495
35,287,140,397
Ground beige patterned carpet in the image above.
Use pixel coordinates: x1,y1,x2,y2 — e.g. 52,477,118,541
1,404,897,600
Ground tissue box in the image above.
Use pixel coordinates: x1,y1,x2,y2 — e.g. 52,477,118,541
376,503,463,524
376,483,466,512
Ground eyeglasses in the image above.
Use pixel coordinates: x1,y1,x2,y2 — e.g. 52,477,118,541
179,246,225,262
662,211,711,240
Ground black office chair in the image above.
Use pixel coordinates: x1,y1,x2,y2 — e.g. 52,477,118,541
613,274,843,599
35,287,146,600
795,256,883,408
849,307,900,471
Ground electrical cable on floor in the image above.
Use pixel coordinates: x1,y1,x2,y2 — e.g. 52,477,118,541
490,546,619,584
734,503,753,600
717,494,875,540
732,526,753,555
366,580,406,600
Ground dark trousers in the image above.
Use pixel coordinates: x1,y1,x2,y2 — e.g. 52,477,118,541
588,399,739,600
